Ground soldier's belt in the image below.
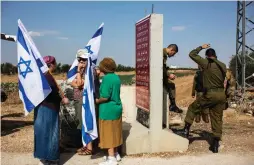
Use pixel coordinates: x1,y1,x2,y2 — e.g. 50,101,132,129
206,88,224,92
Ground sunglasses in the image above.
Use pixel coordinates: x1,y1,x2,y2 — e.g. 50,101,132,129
78,58,88,64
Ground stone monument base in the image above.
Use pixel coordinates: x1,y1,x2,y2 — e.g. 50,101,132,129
122,121,189,155
120,86,189,155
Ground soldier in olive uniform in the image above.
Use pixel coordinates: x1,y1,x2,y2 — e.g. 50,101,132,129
192,66,209,123
163,44,183,113
224,70,236,109
174,44,226,153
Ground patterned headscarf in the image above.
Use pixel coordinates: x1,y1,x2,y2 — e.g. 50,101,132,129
43,56,56,65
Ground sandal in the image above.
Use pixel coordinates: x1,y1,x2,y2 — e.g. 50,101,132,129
77,147,86,153
77,147,93,155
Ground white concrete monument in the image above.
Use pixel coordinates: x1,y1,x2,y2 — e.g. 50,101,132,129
122,14,188,155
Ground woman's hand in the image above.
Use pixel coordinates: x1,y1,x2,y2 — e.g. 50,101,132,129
95,99,100,104
96,98,108,104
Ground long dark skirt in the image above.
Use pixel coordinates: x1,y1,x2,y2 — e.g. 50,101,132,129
34,105,60,161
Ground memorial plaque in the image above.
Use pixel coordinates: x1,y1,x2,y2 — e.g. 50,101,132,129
135,16,150,127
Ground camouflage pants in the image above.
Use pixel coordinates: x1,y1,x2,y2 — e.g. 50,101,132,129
185,91,226,139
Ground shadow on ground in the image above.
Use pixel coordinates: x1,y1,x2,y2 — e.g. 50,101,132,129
189,129,213,146
1,114,33,136
1,112,24,119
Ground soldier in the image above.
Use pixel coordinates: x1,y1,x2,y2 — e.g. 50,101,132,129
192,66,209,123
174,44,226,153
163,44,182,113
224,70,236,109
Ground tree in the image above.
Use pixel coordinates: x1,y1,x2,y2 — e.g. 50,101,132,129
55,63,62,74
115,64,135,72
229,51,254,86
2,63,14,75
61,64,71,73
1,63,5,73
12,66,18,74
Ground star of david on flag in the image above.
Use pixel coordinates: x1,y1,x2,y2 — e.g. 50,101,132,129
17,19,52,116
17,57,33,79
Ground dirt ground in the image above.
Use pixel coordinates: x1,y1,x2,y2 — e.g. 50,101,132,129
1,75,254,157
1,102,254,156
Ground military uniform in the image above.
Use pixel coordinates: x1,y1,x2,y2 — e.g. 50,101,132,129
174,46,226,153
192,70,209,123
224,70,236,108
163,48,182,113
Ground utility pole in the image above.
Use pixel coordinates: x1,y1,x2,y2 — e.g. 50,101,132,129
236,1,254,96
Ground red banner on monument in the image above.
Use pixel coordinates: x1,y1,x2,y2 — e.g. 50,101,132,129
135,16,150,112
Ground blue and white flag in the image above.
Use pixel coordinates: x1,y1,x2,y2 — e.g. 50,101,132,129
67,23,104,83
81,55,98,146
18,20,49,73
17,19,52,116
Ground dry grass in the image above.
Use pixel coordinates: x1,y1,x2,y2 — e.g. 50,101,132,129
1,72,135,83
174,75,196,107
1,73,68,83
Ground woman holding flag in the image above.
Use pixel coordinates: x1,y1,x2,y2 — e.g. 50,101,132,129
71,49,96,155
34,56,69,165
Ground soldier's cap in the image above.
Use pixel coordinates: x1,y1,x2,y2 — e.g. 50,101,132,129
76,49,89,60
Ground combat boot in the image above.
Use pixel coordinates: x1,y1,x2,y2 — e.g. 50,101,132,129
209,137,220,153
169,99,183,113
172,122,191,139
195,114,201,123
202,113,209,123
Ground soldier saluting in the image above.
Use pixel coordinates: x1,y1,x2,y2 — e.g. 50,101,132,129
174,44,227,153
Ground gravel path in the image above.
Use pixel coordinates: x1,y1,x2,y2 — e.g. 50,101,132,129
1,152,254,165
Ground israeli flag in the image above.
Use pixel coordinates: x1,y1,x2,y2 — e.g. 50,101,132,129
18,19,49,73
82,55,98,146
17,19,52,116
67,23,104,83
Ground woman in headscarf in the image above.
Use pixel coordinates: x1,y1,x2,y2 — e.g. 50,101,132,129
96,57,123,165
34,56,69,165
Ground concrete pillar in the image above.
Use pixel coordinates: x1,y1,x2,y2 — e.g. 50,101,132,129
122,13,189,155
